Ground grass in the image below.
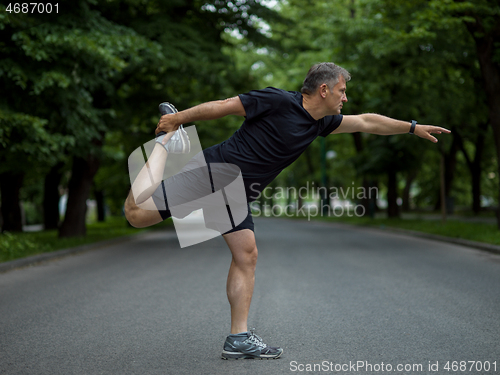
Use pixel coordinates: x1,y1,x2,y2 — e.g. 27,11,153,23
0,216,174,263
307,214,500,246
252,203,499,246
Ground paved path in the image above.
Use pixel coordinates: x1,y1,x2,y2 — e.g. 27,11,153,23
1,218,499,375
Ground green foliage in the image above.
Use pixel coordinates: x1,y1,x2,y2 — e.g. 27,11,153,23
0,109,71,169
232,0,497,213
1,0,285,231
91,0,285,214
0,216,173,262
0,0,163,172
0,231,52,262
1,0,496,231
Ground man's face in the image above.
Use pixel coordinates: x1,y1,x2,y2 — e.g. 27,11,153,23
327,76,348,115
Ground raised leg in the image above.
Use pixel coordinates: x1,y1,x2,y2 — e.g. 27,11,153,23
124,190,164,228
131,130,177,205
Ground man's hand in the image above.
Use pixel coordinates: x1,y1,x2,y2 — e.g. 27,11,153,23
414,125,451,143
156,113,180,135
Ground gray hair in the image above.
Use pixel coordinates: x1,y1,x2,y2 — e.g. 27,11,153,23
301,62,351,95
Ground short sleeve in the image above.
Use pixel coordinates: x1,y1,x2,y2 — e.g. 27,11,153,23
318,115,343,137
238,87,286,122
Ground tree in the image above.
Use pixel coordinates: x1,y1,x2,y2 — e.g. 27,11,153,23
244,0,494,219
1,0,284,236
1,0,164,235
453,0,500,226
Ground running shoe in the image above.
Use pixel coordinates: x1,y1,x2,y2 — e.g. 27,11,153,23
221,328,283,360
156,102,190,154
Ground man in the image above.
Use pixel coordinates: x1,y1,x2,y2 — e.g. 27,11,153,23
124,62,450,360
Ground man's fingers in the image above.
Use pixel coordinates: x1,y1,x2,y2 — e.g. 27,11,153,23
417,125,452,143
427,129,439,143
435,126,451,133
425,133,438,143
156,114,178,135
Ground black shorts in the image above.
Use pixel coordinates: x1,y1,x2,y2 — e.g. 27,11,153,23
153,147,255,234
155,201,254,234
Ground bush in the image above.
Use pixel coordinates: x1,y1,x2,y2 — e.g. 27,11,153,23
0,232,52,262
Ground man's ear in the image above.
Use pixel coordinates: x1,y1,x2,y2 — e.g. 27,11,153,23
319,84,328,98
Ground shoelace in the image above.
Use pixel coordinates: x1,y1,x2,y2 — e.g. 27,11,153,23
246,328,266,349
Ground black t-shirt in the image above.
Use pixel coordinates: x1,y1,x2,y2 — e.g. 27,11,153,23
203,87,343,196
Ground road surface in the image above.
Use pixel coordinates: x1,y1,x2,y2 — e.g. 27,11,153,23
1,218,499,374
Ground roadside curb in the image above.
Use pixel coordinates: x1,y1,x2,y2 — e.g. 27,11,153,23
380,226,500,255
0,230,165,274
324,220,500,256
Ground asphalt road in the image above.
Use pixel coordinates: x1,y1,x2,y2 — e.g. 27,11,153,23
1,218,499,375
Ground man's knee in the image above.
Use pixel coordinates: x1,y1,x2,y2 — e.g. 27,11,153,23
234,242,258,269
125,205,142,228
245,244,258,264
124,191,163,228
224,229,258,267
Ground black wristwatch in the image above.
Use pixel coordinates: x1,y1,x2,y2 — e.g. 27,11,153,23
409,120,417,135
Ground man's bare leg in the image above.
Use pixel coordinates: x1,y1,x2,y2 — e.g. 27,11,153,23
221,229,283,359
124,190,164,228
131,131,175,206
223,229,258,334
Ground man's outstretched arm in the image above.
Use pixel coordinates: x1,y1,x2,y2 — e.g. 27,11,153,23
332,114,451,143
155,96,246,135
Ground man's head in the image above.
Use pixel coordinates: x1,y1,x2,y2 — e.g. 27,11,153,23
300,62,350,117
301,62,351,95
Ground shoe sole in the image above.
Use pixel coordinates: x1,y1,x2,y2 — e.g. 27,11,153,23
159,102,178,115
221,349,283,360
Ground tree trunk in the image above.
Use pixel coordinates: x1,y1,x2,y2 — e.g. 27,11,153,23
479,68,500,226
303,147,317,181
471,162,482,214
351,133,379,217
387,170,399,218
94,189,106,222
455,123,487,215
43,162,64,230
463,14,500,228
402,171,417,212
0,172,24,232
297,195,303,216
59,154,100,238
355,178,380,217
434,135,459,211
444,134,459,198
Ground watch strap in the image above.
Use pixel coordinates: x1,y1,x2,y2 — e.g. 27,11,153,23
409,120,417,135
